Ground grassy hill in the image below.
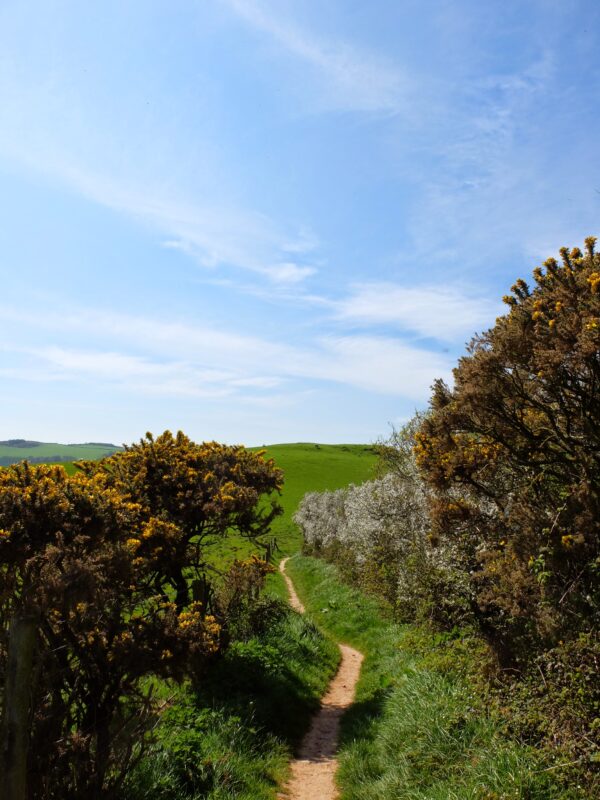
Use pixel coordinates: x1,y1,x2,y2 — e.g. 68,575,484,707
0,440,121,466
215,443,378,569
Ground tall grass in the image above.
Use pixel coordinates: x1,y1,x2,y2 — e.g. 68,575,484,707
123,605,339,800
286,555,582,800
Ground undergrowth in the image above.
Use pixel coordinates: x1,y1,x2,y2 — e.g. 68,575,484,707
286,554,584,800
123,602,339,800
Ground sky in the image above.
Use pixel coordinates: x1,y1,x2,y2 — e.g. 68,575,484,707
1,0,600,446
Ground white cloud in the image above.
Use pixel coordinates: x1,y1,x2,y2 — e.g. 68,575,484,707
0,305,452,401
310,335,452,399
8,345,236,399
222,0,409,113
0,59,319,287
333,282,500,341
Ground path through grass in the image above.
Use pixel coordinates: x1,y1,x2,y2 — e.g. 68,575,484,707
286,554,579,800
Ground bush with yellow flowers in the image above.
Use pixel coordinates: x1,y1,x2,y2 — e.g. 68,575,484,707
416,238,600,779
79,430,283,611
0,433,283,800
416,238,600,663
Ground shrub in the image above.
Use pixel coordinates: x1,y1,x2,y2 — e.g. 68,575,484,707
415,239,600,665
0,432,284,798
414,239,600,783
79,431,283,611
294,419,472,624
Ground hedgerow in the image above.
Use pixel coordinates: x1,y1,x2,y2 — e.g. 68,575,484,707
294,239,600,792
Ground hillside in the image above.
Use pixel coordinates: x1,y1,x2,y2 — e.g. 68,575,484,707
214,443,378,568
0,440,122,466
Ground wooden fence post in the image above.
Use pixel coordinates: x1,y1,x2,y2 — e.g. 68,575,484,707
1,611,38,800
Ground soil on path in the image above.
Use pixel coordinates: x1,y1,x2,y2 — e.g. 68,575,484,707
278,558,364,800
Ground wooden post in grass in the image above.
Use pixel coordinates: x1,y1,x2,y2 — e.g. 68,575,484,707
1,611,38,800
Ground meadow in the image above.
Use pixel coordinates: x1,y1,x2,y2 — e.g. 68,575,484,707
215,443,378,570
0,440,120,465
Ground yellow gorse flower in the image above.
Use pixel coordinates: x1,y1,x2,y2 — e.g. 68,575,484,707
126,538,141,551
588,272,600,293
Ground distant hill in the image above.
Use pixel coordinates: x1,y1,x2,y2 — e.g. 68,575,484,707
0,439,42,448
0,440,122,467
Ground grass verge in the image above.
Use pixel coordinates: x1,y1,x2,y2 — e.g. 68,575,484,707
123,602,339,800
286,554,583,800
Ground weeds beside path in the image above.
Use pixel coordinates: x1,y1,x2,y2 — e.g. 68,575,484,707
279,558,364,800
286,554,579,800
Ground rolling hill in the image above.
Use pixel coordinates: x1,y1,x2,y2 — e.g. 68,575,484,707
0,440,122,466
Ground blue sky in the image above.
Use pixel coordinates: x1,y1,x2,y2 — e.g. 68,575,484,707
1,0,599,446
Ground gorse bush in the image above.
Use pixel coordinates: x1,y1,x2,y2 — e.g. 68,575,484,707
79,431,283,612
415,239,600,669
0,433,283,799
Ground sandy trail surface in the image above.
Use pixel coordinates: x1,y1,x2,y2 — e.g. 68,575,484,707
278,558,364,800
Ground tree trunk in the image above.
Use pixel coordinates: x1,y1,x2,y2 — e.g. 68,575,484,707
173,571,189,613
1,611,38,800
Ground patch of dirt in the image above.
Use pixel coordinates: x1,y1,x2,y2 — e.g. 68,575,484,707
278,558,364,800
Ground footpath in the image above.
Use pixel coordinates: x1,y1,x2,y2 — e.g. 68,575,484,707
278,557,363,800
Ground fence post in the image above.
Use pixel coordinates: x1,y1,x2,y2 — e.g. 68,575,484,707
1,611,38,800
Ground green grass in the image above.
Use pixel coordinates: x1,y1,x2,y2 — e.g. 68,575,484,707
213,443,377,575
124,606,340,800
286,554,580,800
0,441,120,466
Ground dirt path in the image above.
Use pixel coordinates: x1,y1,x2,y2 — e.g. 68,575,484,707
278,558,364,800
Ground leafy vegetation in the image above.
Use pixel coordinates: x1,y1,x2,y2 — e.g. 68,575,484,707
287,555,579,799
0,437,283,799
415,239,600,787
293,239,600,795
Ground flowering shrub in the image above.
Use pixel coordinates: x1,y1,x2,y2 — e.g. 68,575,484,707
0,433,283,799
414,239,600,783
80,431,283,612
295,420,472,624
415,239,600,668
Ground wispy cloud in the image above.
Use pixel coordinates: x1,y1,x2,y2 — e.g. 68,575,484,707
332,282,500,341
0,305,453,401
389,49,568,274
2,143,319,284
221,0,410,113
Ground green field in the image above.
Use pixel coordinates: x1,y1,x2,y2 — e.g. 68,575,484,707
0,440,121,466
215,443,378,569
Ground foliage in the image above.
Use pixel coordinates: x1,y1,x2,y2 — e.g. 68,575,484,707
79,431,283,611
213,556,285,642
286,555,574,799
0,432,285,799
0,462,221,798
494,633,600,793
411,238,600,786
415,238,600,667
